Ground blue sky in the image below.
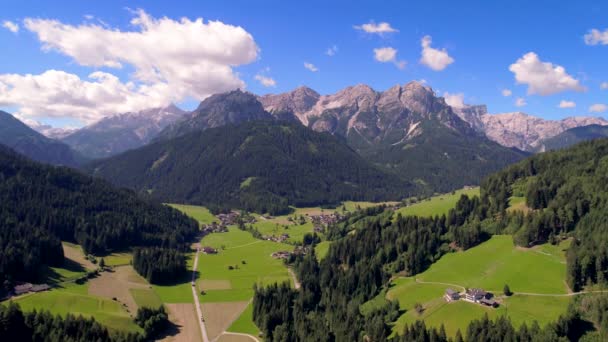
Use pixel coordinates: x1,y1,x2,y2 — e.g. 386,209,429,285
1,0,607,127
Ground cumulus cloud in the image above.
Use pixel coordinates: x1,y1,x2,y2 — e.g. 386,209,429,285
373,47,406,69
502,89,512,97
0,70,173,123
558,100,576,108
2,20,19,33
601,82,608,90
326,45,338,56
590,104,607,113
509,52,585,96
354,21,398,35
515,97,527,107
419,35,454,71
443,92,465,108
254,74,276,87
584,28,608,45
304,62,319,72
6,9,259,124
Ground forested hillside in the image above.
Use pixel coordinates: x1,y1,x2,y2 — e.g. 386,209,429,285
87,121,414,214
0,144,198,290
481,139,608,291
252,139,608,341
0,111,82,166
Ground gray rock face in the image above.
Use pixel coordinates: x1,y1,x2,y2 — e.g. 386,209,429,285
452,108,608,151
259,86,320,122
260,81,476,147
62,104,186,158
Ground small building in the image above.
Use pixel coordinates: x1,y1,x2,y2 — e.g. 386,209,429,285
271,251,291,259
444,288,460,302
202,246,218,254
13,283,33,295
465,288,487,302
31,284,50,292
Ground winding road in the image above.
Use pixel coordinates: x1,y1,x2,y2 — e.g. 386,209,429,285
192,248,210,342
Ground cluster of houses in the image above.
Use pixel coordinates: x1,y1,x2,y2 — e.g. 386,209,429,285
263,233,290,243
13,283,50,296
271,246,309,260
444,288,498,308
202,222,228,235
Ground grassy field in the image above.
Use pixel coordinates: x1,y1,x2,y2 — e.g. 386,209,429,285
395,187,480,218
197,227,293,304
251,218,316,243
227,302,259,336
314,241,331,260
130,288,163,308
387,235,571,336
168,203,217,225
13,282,141,333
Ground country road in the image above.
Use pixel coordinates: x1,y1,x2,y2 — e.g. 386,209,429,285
192,248,210,342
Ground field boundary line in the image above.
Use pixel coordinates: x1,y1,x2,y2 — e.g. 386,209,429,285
219,332,260,342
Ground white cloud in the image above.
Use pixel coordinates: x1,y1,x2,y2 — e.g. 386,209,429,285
584,28,608,45
515,97,527,107
9,9,258,124
83,14,94,20
590,104,608,113
373,47,406,69
354,21,398,35
501,89,512,97
558,100,576,108
601,82,608,90
254,74,276,87
0,70,173,123
509,52,585,96
2,20,19,33
304,62,319,72
326,45,338,56
443,92,465,108
419,35,454,71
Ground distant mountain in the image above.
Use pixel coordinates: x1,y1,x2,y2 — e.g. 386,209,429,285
260,82,528,192
157,90,273,141
452,106,608,152
538,124,608,151
24,120,77,139
62,104,186,159
87,121,413,215
0,110,82,166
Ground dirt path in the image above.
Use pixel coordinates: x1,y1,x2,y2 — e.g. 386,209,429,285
192,248,210,342
288,268,301,290
226,241,262,250
217,332,260,342
415,278,466,291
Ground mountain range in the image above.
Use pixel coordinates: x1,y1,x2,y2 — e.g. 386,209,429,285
62,105,186,158
0,110,82,166
452,106,608,152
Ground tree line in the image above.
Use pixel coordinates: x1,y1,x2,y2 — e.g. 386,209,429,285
132,248,187,285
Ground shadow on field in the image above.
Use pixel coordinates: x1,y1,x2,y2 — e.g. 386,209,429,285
156,320,181,340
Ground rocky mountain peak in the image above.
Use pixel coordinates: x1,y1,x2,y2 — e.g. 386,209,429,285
258,86,320,119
